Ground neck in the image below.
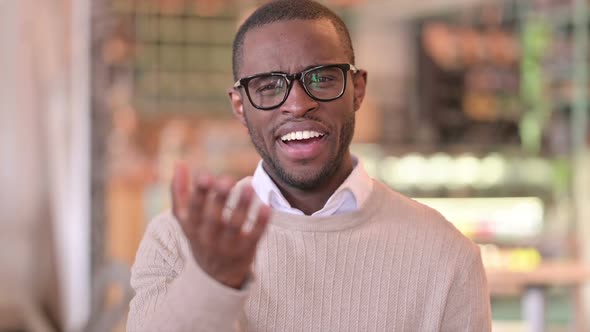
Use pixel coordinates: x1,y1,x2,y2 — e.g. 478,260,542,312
264,153,354,215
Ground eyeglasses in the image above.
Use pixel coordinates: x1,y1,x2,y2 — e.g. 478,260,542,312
233,63,358,110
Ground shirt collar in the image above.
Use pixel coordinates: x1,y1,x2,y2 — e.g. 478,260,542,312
250,156,373,216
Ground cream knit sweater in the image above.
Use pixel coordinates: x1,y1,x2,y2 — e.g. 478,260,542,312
128,179,491,332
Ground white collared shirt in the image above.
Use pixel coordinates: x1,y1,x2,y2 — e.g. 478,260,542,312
250,157,373,216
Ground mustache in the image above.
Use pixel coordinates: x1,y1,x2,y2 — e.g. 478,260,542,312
272,114,331,133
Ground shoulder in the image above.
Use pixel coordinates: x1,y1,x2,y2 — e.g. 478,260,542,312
371,180,444,223
371,180,479,254
145,210,184,244
136,210,190,267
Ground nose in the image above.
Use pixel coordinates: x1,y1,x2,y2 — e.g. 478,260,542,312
280,80,318,117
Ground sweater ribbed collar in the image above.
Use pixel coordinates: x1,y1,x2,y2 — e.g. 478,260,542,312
237,178,388,233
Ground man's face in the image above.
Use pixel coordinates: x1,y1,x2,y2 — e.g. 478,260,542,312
229,19,367,190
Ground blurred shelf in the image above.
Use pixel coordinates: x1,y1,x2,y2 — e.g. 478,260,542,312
487,260,590,295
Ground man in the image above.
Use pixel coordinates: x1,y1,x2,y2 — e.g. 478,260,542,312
127,1,492,331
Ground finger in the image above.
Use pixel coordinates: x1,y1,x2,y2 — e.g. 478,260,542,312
201,177,235,238
247,204,271,244
223,185,254,238
171,161,190,221
187,172,214,230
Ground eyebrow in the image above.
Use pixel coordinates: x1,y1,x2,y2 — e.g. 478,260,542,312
258,63,331,76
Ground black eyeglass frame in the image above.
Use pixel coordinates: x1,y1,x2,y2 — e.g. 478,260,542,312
233,63,359,111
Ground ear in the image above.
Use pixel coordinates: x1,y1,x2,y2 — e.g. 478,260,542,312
228,88,247,126
352,70,368,112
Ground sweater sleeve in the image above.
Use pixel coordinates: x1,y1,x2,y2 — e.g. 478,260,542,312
440,245,492,332
127,212,249,332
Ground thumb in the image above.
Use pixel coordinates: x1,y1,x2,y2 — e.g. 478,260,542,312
171,161,191,221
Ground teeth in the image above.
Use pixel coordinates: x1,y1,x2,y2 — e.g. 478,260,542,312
281,130,324,142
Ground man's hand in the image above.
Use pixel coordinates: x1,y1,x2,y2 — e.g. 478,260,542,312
171,162,271,289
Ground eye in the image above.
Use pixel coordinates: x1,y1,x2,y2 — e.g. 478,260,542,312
250,76,286,96
307,71,340,90
310,72,335,83
306,66,343,90
256,83,280,93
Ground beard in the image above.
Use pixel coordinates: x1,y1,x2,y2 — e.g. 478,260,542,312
244,112,355,190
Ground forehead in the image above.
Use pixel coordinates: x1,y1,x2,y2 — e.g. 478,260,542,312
240,19,349,77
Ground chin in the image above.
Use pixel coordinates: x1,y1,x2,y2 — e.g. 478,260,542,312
283,174,326,190
276,163,337,190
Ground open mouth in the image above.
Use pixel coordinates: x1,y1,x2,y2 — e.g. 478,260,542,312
278,130,327,160
280,130,325,144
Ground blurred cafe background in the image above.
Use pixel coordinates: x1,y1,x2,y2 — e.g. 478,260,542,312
1,0,590,331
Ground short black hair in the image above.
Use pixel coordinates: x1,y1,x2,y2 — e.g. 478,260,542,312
232,0,355,80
